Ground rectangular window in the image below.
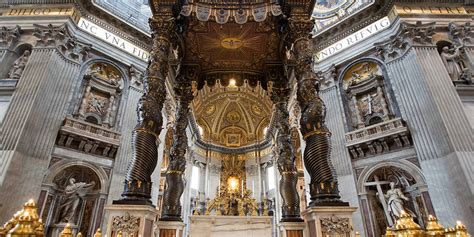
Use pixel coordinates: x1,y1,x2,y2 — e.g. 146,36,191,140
267,166,276,191
190,166,200,190
0,95,12,123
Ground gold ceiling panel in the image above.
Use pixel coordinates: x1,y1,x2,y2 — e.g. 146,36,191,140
192,79,272,148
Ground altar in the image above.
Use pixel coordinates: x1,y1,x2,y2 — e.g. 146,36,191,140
188,216,273,237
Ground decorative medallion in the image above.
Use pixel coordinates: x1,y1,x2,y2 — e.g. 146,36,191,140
205,105,216,116
251,104,263,116
221,38,244,49
226,111,241,124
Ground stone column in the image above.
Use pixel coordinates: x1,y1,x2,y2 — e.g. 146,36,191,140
288,18,346,207
114,17,175,205
269,73,302,222
160,67,196,221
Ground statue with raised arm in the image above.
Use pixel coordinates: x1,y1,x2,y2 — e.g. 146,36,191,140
8,50,30,79
58,178,95,223
380,182,409,221
440,45,464,81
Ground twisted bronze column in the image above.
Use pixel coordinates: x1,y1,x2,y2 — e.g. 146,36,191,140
114,17,175,205
269,80,302,222
289,19,347,206
160,79,194,221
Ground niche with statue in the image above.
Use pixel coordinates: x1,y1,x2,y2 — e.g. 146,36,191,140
74,62,124,128
39,165,104,237
361,165,434,237
341,61,396,130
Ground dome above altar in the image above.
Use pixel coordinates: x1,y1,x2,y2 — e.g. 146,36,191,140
191,79,272,149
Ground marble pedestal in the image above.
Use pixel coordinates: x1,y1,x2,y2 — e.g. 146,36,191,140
103,204,158,237
279,221,306,237
189,216,273,237
156,221,185,237
302,206,357,237
50,223,78,237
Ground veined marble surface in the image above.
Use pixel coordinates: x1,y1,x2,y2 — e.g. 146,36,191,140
189,216,273,237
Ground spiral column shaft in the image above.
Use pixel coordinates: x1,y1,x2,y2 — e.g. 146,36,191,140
288,18,347,206
160,78,194,221
115,17,175,205
269,80,302,222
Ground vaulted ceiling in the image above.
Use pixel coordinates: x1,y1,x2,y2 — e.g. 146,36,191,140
192,80,272,148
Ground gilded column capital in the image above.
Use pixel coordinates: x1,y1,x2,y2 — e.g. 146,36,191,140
287,17,314,45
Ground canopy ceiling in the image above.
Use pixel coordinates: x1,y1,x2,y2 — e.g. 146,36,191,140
91,0,373,35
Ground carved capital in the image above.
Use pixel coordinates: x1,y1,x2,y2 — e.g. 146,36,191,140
33,24,91,63
448,21,474,46
0,25,21,48
375,21,435,61
287,17,314,44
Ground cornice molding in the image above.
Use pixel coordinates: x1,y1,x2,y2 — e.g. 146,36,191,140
0,0,152,51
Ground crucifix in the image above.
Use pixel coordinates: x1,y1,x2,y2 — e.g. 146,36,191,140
364,175,394,227
362,94,375,115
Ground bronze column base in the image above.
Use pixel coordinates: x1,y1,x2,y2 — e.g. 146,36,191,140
160,171,185,221
280,171,304,222
114,129,159,206
303,132,348,207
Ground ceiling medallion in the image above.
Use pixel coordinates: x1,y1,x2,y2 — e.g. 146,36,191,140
226,111,241,124
205,104,216,116
251,105,263,116
221,38,244,49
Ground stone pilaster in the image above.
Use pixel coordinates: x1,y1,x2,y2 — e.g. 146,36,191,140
268,67,302,222
376,21,474,230
115,17,175,205
0,23,89,224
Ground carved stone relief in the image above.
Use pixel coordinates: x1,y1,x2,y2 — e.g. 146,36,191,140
320,216,352,234
112,212,140,236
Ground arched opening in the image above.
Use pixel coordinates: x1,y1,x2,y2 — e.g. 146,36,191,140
41,164,104,237
360,164,433,236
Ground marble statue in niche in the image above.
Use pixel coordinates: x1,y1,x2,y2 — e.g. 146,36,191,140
58,178,96,223
8,50,30,79
364,166,428,234
76,62,124,127
378,182,410,221
440,45,466,81
342,61,391,129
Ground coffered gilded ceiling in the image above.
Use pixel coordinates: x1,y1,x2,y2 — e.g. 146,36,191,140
192,80,272,148
185,21,279,72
